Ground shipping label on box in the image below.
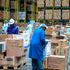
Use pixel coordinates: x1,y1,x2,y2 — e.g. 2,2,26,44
62,0,69,6
62,10,69,19
54,10,61,19
45,10,52,20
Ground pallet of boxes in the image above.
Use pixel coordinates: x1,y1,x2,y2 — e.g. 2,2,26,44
44,26,69,70
0,34,26,70
0,34,9,67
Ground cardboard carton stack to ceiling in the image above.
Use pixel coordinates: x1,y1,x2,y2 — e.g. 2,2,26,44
62,0,69,7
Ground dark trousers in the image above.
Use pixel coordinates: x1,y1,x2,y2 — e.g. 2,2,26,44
32,59,44,70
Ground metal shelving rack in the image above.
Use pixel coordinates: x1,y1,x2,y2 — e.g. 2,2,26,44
0,0,38,23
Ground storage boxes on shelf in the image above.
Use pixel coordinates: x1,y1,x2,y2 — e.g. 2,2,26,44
62,10,69,20
45,10,52,20
37,0,44,7
54,10,61,20
38,11,44,19
62,0,69,7
55,0,61,7
46,0,53,7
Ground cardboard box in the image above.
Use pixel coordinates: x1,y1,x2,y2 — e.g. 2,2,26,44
47,55,65,70
6,39,23,47
0,53,4,60
54,10,61,20
38,11,44,19
55,0,61,6
58,39,67,47
62,0,69,6
6,46,22,57
46,0,53,6
62,10,69,19
45,10,52,20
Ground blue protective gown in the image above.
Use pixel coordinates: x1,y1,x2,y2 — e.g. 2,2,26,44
29,27,47,61
7,24,19,34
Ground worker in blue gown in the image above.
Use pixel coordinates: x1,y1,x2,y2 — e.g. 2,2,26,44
29,24,48,70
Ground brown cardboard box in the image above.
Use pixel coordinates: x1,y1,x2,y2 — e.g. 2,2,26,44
6,46,22,57
47,55,65,70
6,39,23,47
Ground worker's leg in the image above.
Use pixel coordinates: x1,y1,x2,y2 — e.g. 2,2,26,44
32,59,37,70
37,60,44,70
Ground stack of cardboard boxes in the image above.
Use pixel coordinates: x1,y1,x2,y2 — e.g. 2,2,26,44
44,26,69,70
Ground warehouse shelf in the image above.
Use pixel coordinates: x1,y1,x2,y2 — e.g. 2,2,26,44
37,0,70,24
